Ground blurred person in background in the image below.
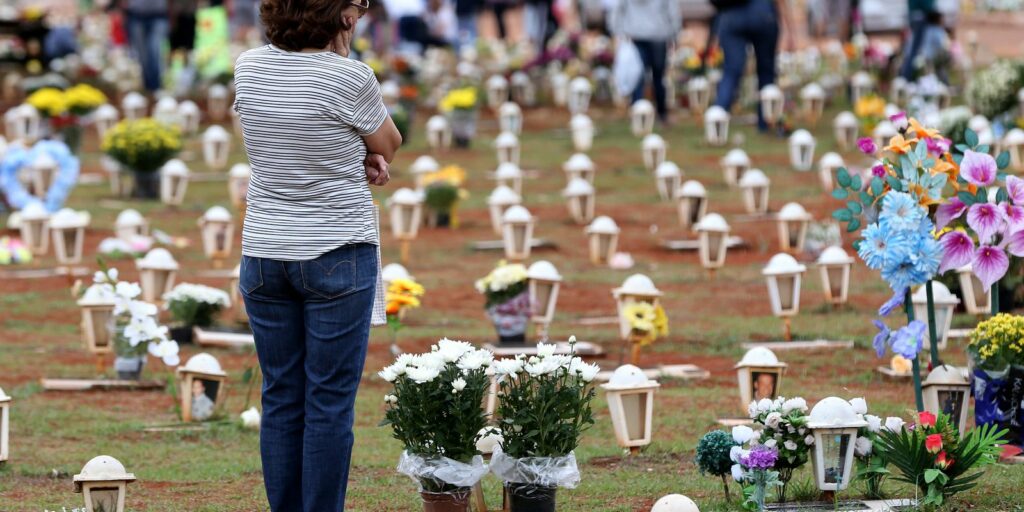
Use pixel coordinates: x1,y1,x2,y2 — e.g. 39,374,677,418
423,0,458,47
123,0,170,92
455,0,483,50
487,0,517,40
357,1,395,56
609,0,681,124
898,0,933,81
524,0,552,54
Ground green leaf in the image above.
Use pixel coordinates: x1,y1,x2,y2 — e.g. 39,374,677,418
242,367,254,384
847,218,861,232
852,239,861,251
997,187,1009,204
925,469,944,484
965,129,979,147
871,177,884,196
833,209,853,222
977,144,991,154
832,188,849,200
976,187,988,203
954,153,964,166
996,150,1011,170
836,167,852,188
958,191,977,205
850,174,862,190
848,201,863,214
860,190,873,205
955,144,970,153
887,176,904,192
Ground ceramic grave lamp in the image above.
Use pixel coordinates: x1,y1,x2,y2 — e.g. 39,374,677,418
495,131,520,166
121,91,148,120
655,161,683,202
527,260,562,340
956,264,991,316
78,284,117,354
676,180,707,229
202,125,231,171
613,274,663,339
703,105,730,146
890,76,909,106
872,120,897,152
27,151,59,198
817,152,845,192
564,152,596,184
850,71,874,104
486,75,509,110
563,177,596,224
586,215,620,266
687,76,711,115
570,114,594,152
0,387,8,464
6,104,40,143
495,162,524,195
49,208,90,266
409,155,441,191
759,84,784,125
695,213,730,272
388,187,423,263
104,156,132,198
721,148,750,187
739,169,771,215
550,71,570,106
136,248,179,303
788,129,816,172
817,246,854,306
735,347,787,412
228,163,251,210
763,253,806,340
922,365,971,437
776,202,812,253
501,205,535,261
207,83,230,121
381,263,412,289
568,77,592,115
642,134,667,173
198,206,234,265
807,397,867,491
498,102,523,135
425,115,452,152
18,202,50,256
177,353,228,422
630,99,656,137
968,115,990,139
177,100,201,135
833,111,858,151
1002,128,1024,170
510,71,535,105
114,209,148,242
601,365,660,451
799,82,826,124
651,494,700,512
94,104,119,141
74,456,136,512
152,96,179,127
911,282,961,352
487,185,522,235
159,159,190,206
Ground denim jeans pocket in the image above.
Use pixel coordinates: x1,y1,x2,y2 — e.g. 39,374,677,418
300,247,358,300
240,255,264,295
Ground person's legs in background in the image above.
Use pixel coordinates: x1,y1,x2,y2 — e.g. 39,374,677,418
457,13,479,51
523,2,549,55
632,39,655,105
713,12,749,117
129,14,169,92
492,2,509,39
648,39,669,121
899,10,927,81
749,0,779,130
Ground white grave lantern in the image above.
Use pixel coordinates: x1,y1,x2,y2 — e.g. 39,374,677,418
586,215,620,266
0,387,8,464
381,263,412,289
817,152,845,192
695,213,730,271
177,353,228,422
703,105,730,146
7,104,39,143
487,185,521,235
78,284,117,354
228,163,251,209
198,206,234,264
800,82,826,124
121,91,148,120
739,169,771,215
426,115,452,151
18,202,50,256
788,129,816,172
49,208,89,265
495,162,524,195
202,125,231,171
410,155,441,191
527,260,562,340
601,365,660,450
495,131,520,166
74,456,136,512
207,84,230,121
759,84,784,124
159,159,190,206
564,153,596,184
651,494,700,512
94,104,119,141
27,152,59,198
763,253,806,340
630,99,656,137
1002,128,1024,170
498,102,523,135
833,111,859,151
177,100,201,135
850,71,874,104
911,282,961,351
957,264,991,316
501,205,535,261
114,209,148,242
817,246,854,306
872,120,897,151
807,397,867,491
568,77,592,115
676,180,707,230
570,114,594,152
776,202,812,253
152,96,179,127
721,149,750,187
922,365,972,437
687,76,711,115
613,274,663,339
486,75,509,110
642,134,667,173
890,76,909,105
655,161,682,201
136,248,179,303
563,177,596,224
510,71,535,105
389,188,424,243
550,72,569,106
735,347,787,412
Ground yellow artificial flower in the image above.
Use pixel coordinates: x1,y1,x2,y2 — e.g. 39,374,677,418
854,95,886,119
890,355,913,374
440,87,478,113
909,118,941,140
623,302,657,334
64,83,107,114
421,165,467,187
884,134,916,155
26,87,68,117
653,305,669,337
388,278,425,297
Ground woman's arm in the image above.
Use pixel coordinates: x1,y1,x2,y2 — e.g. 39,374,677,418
362,116,403,163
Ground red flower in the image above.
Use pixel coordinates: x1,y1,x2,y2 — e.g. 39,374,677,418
918,411,937,428
935,451,953,469
925,434,943,454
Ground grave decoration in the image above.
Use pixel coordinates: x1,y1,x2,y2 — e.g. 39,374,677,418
177,353,228,422
526,261,561,341
762,254,806,340
805,397,867,493
487,185,521,235
0,387,8,464
740,396,812,503
421,165,468,228
569,114,593,152
201,125,231,171
102,119,182,199
163,283,230,345
159,158,189,206
620,299,668,366
695,430,739,501
734,348,786,414
476,261,531,345
49,207,89,266
651,494,700,512
389,188,424,264
968,314,1024,448
385,276,425,352
601,364,659,452
695,213,730,273
441,86,479,148
0,140,79,212
585,216,620,266
73,455,136,512
816,246,854,306
501,205,535,261
921,365,971,438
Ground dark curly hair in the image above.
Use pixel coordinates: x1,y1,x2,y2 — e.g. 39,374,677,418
260,0,355,52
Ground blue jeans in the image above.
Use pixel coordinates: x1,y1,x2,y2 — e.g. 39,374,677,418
126,13,169,92
631,40,669,121
457,14,479,51
899,10,928,81
713,0,779,130
240,243,378,512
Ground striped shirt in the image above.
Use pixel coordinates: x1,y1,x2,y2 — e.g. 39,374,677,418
234,45,388,324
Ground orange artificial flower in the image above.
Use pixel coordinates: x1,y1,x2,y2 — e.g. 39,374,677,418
909,118,941,140
885,134,916,155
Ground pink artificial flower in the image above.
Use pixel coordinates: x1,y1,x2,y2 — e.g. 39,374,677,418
973,245,1010,289
935,198,966,230
938,231,975,274
872,164,887,177
919,411,937,427
926,137,950,156
1005,230,1024,257
925,433,944,454
890,112,909,131
858,137,877,155
1003,203,1024,234
960,150,997,187
1007,175,1024,204
967,203,1006,243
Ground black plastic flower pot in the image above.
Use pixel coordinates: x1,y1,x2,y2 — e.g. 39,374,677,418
506,483,557,512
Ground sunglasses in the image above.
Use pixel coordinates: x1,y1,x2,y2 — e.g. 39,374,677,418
352,0,369,16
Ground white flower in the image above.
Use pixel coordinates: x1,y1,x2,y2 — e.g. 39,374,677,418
525,358,560,376
730,445,744,463
384,394,398,404
493,358,524,376
865,414,882,433
884,416,905,432
804,435,815,445
747,401,759,419
732,425,755,444
784,440,798,451
764,439,777,449
378,367,398,382
93,270,107,284
435,338,474,363
240,407,261,429
765,412,783,429
147,339,180,366
457,349,494,372
850,397,868,415
781,397,807,414
413,352,446,371
406,365,441,384
731,464,745,482
114,281,142,301
854,437,873,457
757,398,773,413
452,377,467,393
568,358,600,382
536,342,557,358
162,283,231,307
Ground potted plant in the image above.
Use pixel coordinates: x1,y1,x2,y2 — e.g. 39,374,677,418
475,261,531,345
745,396,812,502
379,339,493,512
695,429,739,501
163,283,231,345
968,313,1024,448
729,425,782,512
440,86,479,148
101,118,182,199
386,277,425,354
421,165,468,228
26,84,107,153
490,340,600,512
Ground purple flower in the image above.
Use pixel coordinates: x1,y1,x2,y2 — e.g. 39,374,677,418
935,198,967,230
872,320,891,357
890,112,909,131
891,321,926,359
973,245,1009,289
967,203,1006,243
741,445,779,470
1007,230,1024,257
938,231,976,274
858,137,878,155
1003,203,1024,234
1007,175,1024,205
878,290,906,316
872,164,887,177
960,150,998,187
926,137,950,156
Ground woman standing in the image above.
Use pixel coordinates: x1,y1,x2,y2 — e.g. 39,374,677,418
233,0,402,509
609,0,682,124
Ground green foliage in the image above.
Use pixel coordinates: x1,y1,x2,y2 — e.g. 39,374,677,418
424,182,460,213
695,430,737,478
830,167,877,234
167,297,223,327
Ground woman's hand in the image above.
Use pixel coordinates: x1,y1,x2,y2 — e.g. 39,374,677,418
364,153,390,186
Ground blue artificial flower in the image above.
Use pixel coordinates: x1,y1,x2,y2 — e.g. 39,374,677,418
890,321,926,359
879,192,925,232
872,320,891,357
911,235,942,278
881,258,919,293
878,289,907,317
859,223,908,270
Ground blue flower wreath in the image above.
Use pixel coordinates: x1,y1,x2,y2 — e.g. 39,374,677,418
0,140,80,212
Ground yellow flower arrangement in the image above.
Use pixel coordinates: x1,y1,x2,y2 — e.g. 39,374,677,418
64,84,108,115
386,277,425,341
855,94,886,119
26,87,68,117
968,313,1024,370
440,87,478,113
623,302,669,347
421,165,467,188
102,118,182,173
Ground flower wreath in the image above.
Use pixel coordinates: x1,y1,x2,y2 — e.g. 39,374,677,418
0,140,79,212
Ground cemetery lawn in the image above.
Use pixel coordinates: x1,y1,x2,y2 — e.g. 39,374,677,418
1,104,1022,511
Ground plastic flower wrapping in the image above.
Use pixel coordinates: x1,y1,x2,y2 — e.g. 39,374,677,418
89,268,179,365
